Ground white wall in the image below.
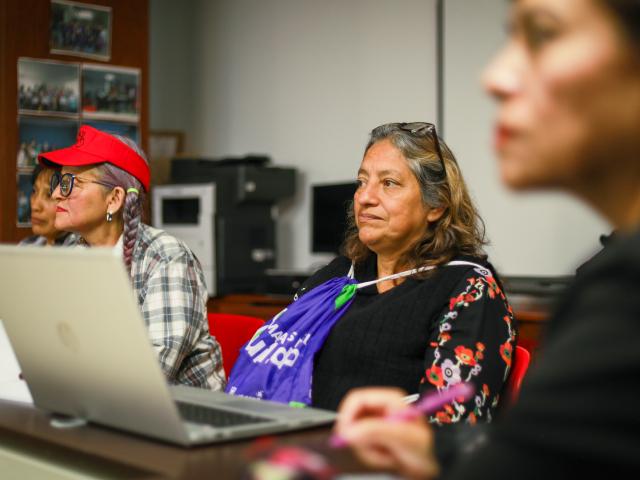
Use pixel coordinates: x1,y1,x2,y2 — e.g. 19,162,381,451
443,0,609,276
150,0,608,277
187,0,438,271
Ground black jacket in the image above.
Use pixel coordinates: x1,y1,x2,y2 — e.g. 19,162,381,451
438,228,640,477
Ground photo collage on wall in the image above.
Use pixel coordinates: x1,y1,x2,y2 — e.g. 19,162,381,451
16,1,141,227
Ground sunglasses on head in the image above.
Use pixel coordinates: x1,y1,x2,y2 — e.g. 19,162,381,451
397,122,447,178
50,171,117,197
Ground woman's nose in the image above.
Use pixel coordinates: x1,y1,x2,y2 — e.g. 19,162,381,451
355,182,378,206
51,185,63,201
482,41,522,102
30,196,43,213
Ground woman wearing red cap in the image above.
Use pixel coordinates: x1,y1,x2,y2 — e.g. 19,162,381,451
38,126,225,390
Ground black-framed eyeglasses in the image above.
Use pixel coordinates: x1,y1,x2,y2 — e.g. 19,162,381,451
50,171,117,197
398,122,447,179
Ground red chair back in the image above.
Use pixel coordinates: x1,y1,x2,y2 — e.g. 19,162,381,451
207,313,265,376
504,345,531,406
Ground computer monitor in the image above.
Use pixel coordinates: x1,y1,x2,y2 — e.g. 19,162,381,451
311,182,358,254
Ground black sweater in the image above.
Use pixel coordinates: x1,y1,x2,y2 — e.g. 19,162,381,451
299,254,515,415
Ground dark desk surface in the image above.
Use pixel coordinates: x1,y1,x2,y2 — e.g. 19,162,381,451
0,400,365,479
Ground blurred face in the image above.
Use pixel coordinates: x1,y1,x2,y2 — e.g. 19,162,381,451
483,0,640,191
30,170,61,242
51,166,112,235
355,139,439,259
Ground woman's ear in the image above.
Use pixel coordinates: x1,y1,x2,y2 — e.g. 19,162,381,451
427,206,445,223
106,186,126,215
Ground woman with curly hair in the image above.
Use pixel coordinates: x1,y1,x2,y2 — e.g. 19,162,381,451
299,122,515,416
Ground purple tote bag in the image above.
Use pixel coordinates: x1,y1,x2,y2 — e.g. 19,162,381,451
225,276,357,406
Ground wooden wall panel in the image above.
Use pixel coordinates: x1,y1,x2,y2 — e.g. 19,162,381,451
0,0,148,243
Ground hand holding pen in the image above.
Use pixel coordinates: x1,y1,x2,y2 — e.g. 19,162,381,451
328,383,475,479
330,382,475,448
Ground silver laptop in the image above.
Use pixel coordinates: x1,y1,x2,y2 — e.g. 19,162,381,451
0,245,335,446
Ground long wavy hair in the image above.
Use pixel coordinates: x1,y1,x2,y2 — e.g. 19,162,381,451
95,135,147,273
342,122,487,272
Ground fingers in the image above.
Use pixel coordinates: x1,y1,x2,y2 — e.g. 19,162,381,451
342,417,438,480
388,428,440,480
350,438,397,472
335,387,408,433
334,388,439,480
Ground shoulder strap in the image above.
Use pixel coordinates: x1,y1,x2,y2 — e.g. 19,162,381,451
347,263,355,279
444,260,492,277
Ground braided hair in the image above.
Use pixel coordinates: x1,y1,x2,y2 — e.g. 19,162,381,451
97,135,147,272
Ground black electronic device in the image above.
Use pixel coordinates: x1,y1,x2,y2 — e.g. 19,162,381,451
263,269,312,296
502,275,572,297
164,157,297,295
311,182,358,254
170,157,295,209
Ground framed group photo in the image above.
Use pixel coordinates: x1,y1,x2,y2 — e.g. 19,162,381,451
18,117,78,171
50,0,112,61
82,64,140,123
18,58,80,117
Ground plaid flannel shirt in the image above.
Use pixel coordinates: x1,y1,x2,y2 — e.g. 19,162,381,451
19,232,78,246
127,224,225,390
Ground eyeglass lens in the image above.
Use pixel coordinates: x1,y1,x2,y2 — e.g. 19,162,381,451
50,172,60,196
50,172,74,197
60,174,73,196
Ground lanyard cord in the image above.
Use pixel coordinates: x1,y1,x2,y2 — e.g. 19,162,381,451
335,260,492,309
351,260,492,289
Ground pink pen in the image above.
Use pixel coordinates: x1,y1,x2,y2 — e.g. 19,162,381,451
329,382,475,448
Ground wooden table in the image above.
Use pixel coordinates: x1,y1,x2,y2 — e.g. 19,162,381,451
0,400,364,479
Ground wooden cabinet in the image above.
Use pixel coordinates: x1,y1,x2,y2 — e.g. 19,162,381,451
208,294,291,321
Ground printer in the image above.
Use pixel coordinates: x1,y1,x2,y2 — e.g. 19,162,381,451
152,156,296,296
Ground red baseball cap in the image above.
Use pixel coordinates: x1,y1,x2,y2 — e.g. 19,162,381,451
38,125,150,192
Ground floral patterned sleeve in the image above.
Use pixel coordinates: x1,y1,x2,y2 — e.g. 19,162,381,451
420,270,517,425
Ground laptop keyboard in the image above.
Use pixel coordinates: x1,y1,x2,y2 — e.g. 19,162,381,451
176,401,272,428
